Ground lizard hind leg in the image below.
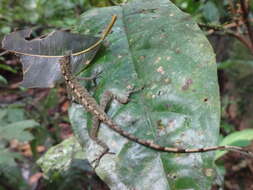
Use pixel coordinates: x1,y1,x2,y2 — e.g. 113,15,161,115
89,123,114,169
89,90,116,169
89,89,139,168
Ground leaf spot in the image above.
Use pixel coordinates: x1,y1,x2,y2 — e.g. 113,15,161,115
84,59,91,65
203,168,214,177
157,120,165,131
139,55,145,61
160,33,166,39
155,57,162,64
166,56,171,61
182,79,193,91
85,29,90,34
175,48,180,53
156,66,165,75
164,78,171,83
167,120,175,128
126,84,133,90
167,173,177,179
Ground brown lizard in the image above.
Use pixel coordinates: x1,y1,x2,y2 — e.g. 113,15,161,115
59,54,253,167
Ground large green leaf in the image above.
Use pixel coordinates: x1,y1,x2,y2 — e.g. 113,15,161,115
68,0,220,189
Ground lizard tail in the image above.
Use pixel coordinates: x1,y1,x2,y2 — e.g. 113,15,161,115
106,120,253,157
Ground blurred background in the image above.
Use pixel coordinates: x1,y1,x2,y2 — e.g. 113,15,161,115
0,0,252,189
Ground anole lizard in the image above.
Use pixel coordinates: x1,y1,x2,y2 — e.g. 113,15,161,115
58,15,253,167
59,54,252,166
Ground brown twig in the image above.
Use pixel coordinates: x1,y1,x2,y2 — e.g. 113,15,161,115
224,18,253,29
227,31,253,54
199,23,253,54
239,0,253,47
199,0,253,54
0,50,9,56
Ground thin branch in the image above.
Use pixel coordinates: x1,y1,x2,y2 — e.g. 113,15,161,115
227,30,253,54
224,18,253,29
0,50,9,56
199,23,253,54
240,0,253,46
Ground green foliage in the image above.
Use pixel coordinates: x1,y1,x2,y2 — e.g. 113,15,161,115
216,129,253,160
0,164,28,190
172,0,201,14
0,0,124,39
202,1,220,22
0,0,91,39
0,75,7,84
0,120,38,142
0,61,17,85
217,38,253,161
89,0,112,7
0,63,17,73
0,106,38,190
220,121,235,135
0,106,39,164
173,0,230,23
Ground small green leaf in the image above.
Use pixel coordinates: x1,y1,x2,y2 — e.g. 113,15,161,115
0,109,7,120
0,75,8,84
4,119,39,129
0,120,39,142
215,129,253,160
0,26,11,34
0,148,21,165
0,63,17,73
6,108,25,123
0,163,29,189
202,2,220,22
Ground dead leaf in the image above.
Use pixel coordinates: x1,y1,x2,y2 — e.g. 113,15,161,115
2,29,100,88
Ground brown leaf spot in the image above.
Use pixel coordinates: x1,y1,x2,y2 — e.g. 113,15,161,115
167,120,175,128
182,79,193,91
203,168,215,177
139,55,146,61
157,66,165,75
155,57,162,64
157,120,165,131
